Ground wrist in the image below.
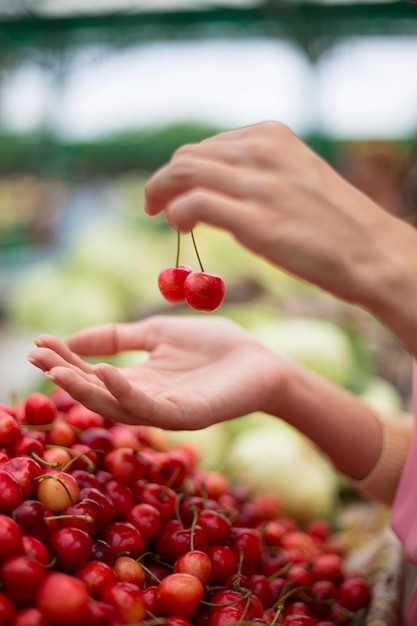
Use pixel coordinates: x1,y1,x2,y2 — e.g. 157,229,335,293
264,359,383,479
357,215,417,356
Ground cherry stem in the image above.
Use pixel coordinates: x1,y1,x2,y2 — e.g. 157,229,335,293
191,229,204,272
190,507,200,552
31,452,61,468
45,514,94,524
175,230,181,267
60,448,105,473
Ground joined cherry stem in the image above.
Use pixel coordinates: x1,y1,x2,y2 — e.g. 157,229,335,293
190,229,204,272
175,230,181,267
175,229,205,272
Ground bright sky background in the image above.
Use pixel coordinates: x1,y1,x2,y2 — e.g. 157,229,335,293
1,34,417,140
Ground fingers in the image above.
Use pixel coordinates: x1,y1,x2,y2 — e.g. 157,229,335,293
145,155,255,218
65,323,131,356
94,363,188,430
95,363,161,424
45,362,183,429
28,337,96,375
164,188,260,245
45,365,138,425
66,318,175,356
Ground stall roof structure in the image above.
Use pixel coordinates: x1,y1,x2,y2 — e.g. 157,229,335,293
0,0,415,60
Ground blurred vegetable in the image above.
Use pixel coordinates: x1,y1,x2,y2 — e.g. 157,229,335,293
249,317,359,388
223,414,340,522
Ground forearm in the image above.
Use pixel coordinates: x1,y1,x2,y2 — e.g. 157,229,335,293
266,361,384,481
345,206,417,357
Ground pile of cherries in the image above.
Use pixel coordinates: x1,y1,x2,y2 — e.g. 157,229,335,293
0,390,371,626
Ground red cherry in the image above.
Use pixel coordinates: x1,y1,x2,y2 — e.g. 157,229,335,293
283,615,317,626
102,447,147,483
0,592,16,625
9,606,51,626
179,496,221,525
50,389,78,413
142,585,158,614
112,555,146,587
101,521,146,559
183,272,225,312
107,424,140,449
36,571,89,625
139,481,178,518
147,450,188,488
309,552,344,584
59,499,102,536
23,392,57,426
1,456,46,499
49,527,93,572
283,601,310,617
156,572,205,620
90,539,114,565
0,554,47,604
45,420,77,447
22,535,51,565
197,509,232,544
12,500,47,540
247,573,274,608
0,411,21,448
78,487,116,530
208,590,255,623
165,617,194,626
0,469,22,513
64,405,105,430
158,265,193,303
76,560,117,599
207,544,238,584
70,469,100,490
101,581,146,624
12,437,44,459
287,564,313,589
103,479,135,520
337,576,372,611
174,549,212,584
309,579,338,619
0,515,24,559
208,606,247,626
83,600,122,626
306,518,333,542
78,426,115,454
126,502,163,542
229,527,264,566
165,525,210,562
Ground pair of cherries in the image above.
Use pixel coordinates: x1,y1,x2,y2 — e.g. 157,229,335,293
158,231,225,312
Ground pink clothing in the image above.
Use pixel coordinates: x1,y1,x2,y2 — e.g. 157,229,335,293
391,363,417,625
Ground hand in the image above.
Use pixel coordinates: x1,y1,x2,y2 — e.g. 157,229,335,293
145,122,415,320
27,315,287,428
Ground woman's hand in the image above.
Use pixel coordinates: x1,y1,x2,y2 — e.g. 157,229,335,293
27,313,385,481
27,315,287,429
145,122,417,349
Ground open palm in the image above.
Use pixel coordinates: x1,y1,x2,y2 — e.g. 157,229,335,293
28,315,285,429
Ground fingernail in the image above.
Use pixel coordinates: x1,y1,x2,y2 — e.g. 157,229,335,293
33,338,44,347
45,372,57,383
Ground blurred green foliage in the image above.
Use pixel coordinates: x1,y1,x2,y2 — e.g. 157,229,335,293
0,122,413,179
0,122,222,178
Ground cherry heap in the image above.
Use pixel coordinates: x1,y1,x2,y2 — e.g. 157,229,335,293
0,390,371,625
158,230,225,312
